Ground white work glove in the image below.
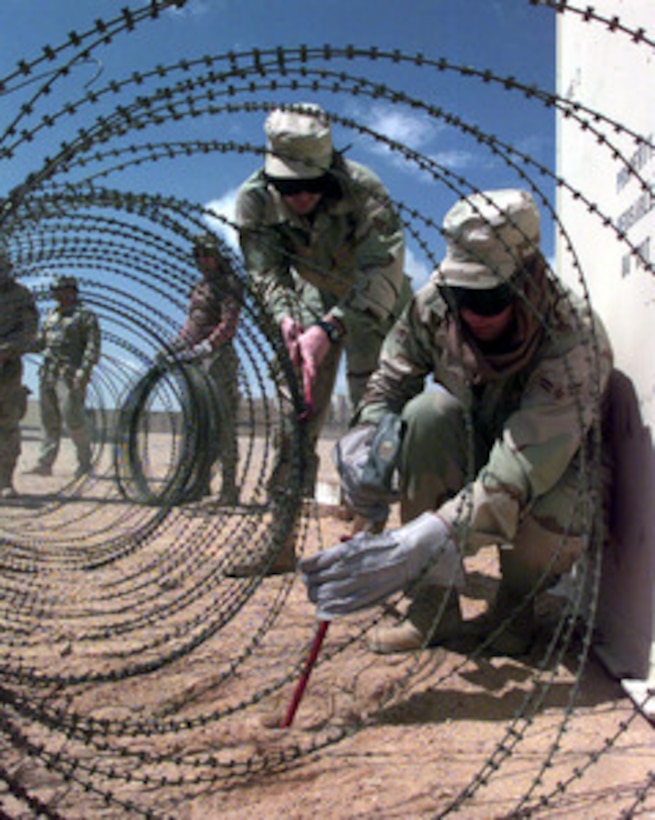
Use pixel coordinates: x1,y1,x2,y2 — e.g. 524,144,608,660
300,512,465,619
175,339,213,362
334,424,390,523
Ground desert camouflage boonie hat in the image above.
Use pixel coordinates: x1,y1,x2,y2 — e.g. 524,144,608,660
438,189,541,289
264,103,333,179
51,274,78,291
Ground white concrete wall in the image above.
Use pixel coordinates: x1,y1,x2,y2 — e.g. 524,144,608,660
556,0,654,698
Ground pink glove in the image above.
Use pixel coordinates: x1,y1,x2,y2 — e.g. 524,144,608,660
297,324,331,389
280,316,303,368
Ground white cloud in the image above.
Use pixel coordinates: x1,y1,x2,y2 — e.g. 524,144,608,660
405,245,432,289
429,149,477,171
342,101,441,164
204,189,239,252
362,105,439,151
344,102,481,179
165,0,214,17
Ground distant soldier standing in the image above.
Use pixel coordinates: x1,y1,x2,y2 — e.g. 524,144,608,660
28,275,101,477
0,244,39,499
168,232,242,505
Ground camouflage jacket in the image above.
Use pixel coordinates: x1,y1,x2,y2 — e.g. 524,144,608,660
357,270,614,550
177,277,241,350
0,280,39,369
38,301,101,382
236,159,406,332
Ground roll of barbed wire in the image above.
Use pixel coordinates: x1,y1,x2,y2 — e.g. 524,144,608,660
114,358,219,506
1,2,653,818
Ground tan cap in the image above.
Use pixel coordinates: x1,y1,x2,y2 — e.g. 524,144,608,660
264,104,333,179
438,189,541,289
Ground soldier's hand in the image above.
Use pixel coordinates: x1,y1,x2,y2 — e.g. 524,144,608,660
280,315,303,367
334,423,392,523
297,324,331,386
190,339,213,359
300,512,463,619
154,349,173,366
175,340,212,362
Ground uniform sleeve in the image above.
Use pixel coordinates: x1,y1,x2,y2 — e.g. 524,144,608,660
0,286,39,358
77,310,101,382
356,294,434,425
439,314,614,551
330,167,406,328
206,293,241,348
236,181,301,325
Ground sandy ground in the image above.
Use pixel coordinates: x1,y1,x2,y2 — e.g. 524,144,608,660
0,428,652,819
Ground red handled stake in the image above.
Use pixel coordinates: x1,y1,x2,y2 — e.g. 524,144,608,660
281,357,324,727
281,620,330,728
297,363,314,422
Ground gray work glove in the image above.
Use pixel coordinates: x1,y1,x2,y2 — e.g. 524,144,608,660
157,339,212,366
361,411,405,493
175,339,213,362
333,413,404,523
300,512,464,619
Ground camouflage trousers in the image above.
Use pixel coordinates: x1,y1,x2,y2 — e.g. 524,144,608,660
205,346,239,492
398,388,605,594
274,277,412,497
272,321,392,498
37,376,92,470
0,361,29,486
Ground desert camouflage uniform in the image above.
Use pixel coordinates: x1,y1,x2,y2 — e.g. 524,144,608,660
36,300,100,471
0,280,39,489
357,266,614,593
237,157,412,488
176,274,241,498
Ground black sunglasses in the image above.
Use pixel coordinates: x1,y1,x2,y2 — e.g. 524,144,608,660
441,282,516,317
268,174,330,197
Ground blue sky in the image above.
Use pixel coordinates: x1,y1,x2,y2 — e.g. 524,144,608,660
0,0,556,266
0,0,556,395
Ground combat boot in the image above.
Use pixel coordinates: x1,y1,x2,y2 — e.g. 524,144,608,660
75,462,92,479
0,466,18,499
476,583,536,656
216,471,239,506
224,543,296,577
368,586,462,654
224,522,297,578
25,463,52,476
216,486,239,506
184,475,212,503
